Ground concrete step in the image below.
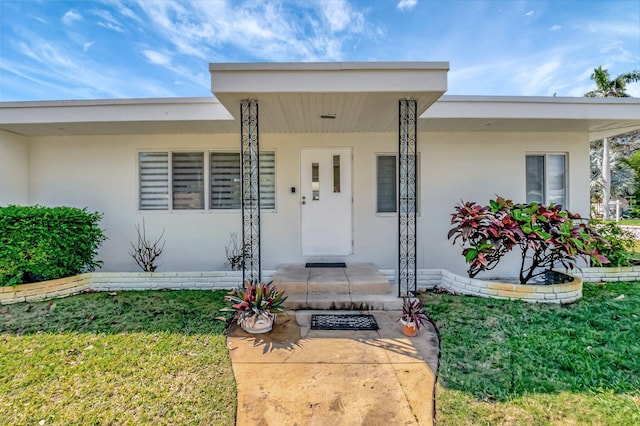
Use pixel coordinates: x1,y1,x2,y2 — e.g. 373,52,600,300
283,293,402,311
273,263,393,296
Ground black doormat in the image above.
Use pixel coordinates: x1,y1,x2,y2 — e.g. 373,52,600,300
311,314,379,331
305,262,347,268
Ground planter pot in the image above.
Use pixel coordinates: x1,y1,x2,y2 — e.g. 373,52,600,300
401,319,418,337
240,313,275,334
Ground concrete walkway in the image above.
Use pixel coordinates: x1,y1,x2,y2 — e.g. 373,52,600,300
227,310,439,425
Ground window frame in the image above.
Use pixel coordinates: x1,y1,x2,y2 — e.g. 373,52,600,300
375,153,420,216
136,149,277,213
525,152,568,208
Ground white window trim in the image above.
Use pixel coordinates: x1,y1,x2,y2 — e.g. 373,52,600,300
525,152,568,208
136,149,277,213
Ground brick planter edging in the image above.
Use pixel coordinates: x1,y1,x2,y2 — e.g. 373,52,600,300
0,274,92,305
556,266,640,283
2,267,609,305
438,270,582,304
0,271,275,305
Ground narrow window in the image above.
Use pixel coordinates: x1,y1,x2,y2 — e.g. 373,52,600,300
312,162,320,200
377,155,397,213
138,152,169,210
526,154,566,206
172,152,204,210
259,152,276,210
333,155,341,193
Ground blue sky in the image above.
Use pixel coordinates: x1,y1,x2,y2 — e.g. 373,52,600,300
1,0,638,101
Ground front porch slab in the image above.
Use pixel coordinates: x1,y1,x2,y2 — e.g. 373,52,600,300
273,263,401,310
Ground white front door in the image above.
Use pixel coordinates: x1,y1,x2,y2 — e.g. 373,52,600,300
300,148,353,256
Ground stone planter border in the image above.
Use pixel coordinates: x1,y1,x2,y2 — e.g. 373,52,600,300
439,270,582,304
6,265,640,306
0,271,273,305
0,274,92,305
555,266,640,283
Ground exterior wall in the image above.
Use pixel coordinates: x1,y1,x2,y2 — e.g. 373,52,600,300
27,130,589,275
0,130,29,205
421,131,589,277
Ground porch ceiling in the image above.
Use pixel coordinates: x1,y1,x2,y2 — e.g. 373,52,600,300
209,62,449,133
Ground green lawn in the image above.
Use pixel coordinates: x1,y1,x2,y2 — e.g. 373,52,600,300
422,282,640,425
0,290,236,425
617,219,640,226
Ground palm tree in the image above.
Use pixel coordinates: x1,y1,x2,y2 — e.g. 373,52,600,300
590,145,636,201
585,66,640,219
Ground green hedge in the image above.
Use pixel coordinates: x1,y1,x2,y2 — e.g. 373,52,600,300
0,205,106,286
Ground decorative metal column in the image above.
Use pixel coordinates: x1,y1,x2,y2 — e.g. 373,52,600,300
240,99,261,282
398,99,418,296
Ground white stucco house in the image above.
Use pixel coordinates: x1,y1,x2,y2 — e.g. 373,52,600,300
2,62,640,294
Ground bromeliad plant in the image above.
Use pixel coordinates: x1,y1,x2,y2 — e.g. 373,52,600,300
449,197,609,284
222,280,288,325
400,297,428,329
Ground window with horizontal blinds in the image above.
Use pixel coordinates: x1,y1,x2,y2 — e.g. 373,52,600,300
210,151,276,210
377,155,397,213
137,151,276,211
139,152,169,210
172,152,204,210
259,152,276,210
210,152,241,209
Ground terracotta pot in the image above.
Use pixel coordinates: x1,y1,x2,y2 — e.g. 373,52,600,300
401,319,418,337
240,313,275,334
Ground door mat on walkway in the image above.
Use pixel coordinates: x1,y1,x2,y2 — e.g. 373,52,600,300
311,314,379,331
305,262,347,268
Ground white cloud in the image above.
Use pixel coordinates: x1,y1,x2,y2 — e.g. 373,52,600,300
525,10,534,16
7,30,177,99
82,42,94,53
92,9,126,33
143,50,172,66
318,0,365,33
549,25,561,31
586,21,640,37
397,0,417,11
61,10,82,26
128,0,372,62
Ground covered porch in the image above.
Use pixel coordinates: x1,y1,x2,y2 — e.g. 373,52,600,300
209,62,450,296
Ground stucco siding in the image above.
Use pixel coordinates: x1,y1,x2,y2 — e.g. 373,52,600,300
26,130,589,275
0,131,29,205
420,131,589,277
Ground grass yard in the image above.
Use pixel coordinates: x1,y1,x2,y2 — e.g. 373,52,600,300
0,290,236,425
422,281,640,425
617,218,640,227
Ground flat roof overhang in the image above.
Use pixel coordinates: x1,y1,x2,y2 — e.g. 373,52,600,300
209,61,450,133
0,98,236,136
421,96,640,141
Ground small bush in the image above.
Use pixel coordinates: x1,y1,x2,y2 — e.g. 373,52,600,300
0,205,106,286
590,220,636,266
